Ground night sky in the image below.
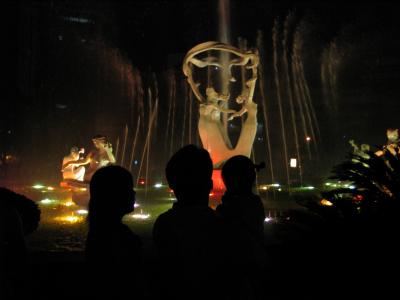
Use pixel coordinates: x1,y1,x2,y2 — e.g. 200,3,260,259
2,0,400,184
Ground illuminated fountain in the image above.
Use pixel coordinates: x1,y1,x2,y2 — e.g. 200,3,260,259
18,2,323,204
178,1,263,197
61,0,320,196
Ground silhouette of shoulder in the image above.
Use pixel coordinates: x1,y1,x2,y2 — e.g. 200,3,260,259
153,202,222,257
86,223,141,263
217,192,265,238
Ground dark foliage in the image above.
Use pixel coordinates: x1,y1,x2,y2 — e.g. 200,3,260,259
323,148,400,222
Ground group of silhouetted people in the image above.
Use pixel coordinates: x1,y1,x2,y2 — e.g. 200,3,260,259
2,144,267,300
83,145,266,299
152,145,267,300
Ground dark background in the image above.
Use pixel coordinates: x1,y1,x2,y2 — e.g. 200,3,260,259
2,0,400,185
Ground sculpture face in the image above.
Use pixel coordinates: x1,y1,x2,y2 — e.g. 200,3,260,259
183,41,259,120
92,138,106,149
183,42,260,167
70,151,80,160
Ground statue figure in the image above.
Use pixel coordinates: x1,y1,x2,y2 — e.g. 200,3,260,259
62,135,116,183
375,128,400,157
61,146,86,181
183,41,259,167
84,135,116,181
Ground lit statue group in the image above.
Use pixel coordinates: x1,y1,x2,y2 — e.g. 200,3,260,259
61,41,399,186
350,128,400,159
61,135,116,183
62,41,259,184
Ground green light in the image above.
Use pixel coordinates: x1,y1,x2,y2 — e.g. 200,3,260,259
32,184,45,189
40,198,54,204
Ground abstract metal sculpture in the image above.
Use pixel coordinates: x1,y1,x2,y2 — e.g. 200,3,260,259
183,41,260,167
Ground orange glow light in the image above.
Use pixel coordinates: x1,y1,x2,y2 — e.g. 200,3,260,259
54,214,83,224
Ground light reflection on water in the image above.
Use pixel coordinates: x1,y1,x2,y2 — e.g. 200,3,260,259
24,184,166,252
53,214,85,224
24,183,307,252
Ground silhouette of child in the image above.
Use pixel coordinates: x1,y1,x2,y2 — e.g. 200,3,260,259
217,156,268,299
217,155,266,240
85,166,141,299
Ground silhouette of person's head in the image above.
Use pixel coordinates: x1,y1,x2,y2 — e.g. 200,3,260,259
1,188,40,299
88,166,135,225
222,155,256,195
0,187,41,235
166,145,213,205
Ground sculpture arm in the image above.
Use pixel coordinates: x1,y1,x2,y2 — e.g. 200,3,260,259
234,102,258,157
103,146,116,164
62,156,91,170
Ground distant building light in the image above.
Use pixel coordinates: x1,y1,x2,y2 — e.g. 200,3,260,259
56,103,68,109
290,158,297,168
61,16,93,24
